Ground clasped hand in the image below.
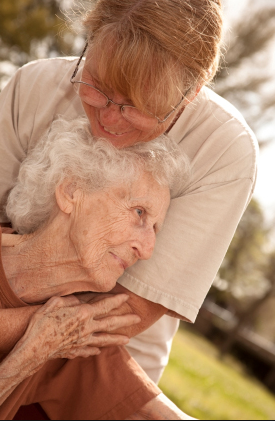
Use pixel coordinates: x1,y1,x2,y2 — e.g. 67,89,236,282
18,294,140,365
0,294,140,405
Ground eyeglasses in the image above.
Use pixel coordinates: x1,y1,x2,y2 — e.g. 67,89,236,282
70,43,191,131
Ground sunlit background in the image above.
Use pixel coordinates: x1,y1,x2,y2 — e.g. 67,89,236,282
1,0,275,419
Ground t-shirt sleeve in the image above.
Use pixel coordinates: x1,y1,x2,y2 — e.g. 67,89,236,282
0,69,26,223
118,119,258,323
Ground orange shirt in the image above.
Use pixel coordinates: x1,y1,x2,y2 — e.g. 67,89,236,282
0,226,160,420
0,227,27,310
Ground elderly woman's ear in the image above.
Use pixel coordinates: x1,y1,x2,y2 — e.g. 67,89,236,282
55,182,81,215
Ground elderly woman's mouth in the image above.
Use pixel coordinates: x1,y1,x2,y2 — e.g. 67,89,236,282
110,252,129,270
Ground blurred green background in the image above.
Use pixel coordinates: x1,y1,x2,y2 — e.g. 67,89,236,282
159,328,275,420
1,0,275,419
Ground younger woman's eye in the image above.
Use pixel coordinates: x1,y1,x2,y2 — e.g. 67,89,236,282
89,76,99,87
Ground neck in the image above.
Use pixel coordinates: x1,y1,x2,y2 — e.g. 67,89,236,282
1,217,96,304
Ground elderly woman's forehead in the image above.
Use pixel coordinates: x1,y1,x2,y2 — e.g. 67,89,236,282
108,173,169,201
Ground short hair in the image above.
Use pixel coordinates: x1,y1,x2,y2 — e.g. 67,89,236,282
6,117,190,234
81,0,223,116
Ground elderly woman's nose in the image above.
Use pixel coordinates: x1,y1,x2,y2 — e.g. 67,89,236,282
133,228,156,261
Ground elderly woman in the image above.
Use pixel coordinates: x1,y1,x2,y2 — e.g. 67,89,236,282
0,0,258,383
0,117,190,419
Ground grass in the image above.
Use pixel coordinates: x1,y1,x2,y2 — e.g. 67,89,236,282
159,327,275,420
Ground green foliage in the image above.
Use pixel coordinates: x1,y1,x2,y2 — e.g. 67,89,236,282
159,329,275,420
214,199,271,311
264,251,275,288
215,1,275,145
0,0,74,65
222,200,267,275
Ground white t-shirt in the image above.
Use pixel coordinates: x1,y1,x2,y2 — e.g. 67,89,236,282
0,57,258,381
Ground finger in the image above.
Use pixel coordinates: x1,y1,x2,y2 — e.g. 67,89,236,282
76,292,105,304
66,347,101,360
82,333,130,348
54,347,101,360
95,314,141,333
60,295,82,307
90,294,129,317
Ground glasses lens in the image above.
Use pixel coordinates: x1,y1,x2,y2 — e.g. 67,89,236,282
122,106,158,131
75,83,108,108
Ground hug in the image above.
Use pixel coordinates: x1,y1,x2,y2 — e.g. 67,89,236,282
0,117,190,419
0,0,258,419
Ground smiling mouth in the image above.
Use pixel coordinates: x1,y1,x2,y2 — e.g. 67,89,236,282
103,126,127,136
110,253,129,270
98,120,132,137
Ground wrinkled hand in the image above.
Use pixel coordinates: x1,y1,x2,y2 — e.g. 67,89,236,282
76,286,167,339
0,294,140,405
76,292,114,308
16,294,140,364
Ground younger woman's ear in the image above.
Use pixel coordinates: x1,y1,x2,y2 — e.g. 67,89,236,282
55,182,77,215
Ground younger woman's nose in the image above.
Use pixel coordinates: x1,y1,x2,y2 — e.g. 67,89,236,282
99,103,125,127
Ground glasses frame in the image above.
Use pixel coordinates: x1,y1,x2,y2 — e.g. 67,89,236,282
70,43,191,126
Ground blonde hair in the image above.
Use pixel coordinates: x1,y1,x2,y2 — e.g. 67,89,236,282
82,0,224,115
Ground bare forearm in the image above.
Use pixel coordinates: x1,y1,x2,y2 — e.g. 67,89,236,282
0,356,24,406
113,284,167,338
0,343,41,405
0,306,41,353
82,285,168,338
0,381,18,406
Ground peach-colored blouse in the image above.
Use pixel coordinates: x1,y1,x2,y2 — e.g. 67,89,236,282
0,227,160,420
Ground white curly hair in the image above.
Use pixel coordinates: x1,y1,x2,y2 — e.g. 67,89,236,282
6,117,190,234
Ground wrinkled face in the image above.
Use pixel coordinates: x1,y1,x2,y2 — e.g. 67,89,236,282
79,51,181,148
69,172,170,292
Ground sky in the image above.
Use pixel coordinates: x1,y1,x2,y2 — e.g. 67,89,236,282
223,0,248,21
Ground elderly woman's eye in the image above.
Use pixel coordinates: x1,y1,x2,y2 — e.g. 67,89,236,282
135,209,144,217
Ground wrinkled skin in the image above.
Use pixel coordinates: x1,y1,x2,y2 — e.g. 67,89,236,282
0,172,170,412
0,295,195,419
0,45,199,418
0,294,141,406
19,295,139,362
3,173,170,304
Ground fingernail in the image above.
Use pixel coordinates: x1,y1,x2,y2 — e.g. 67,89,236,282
122,338,129,344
